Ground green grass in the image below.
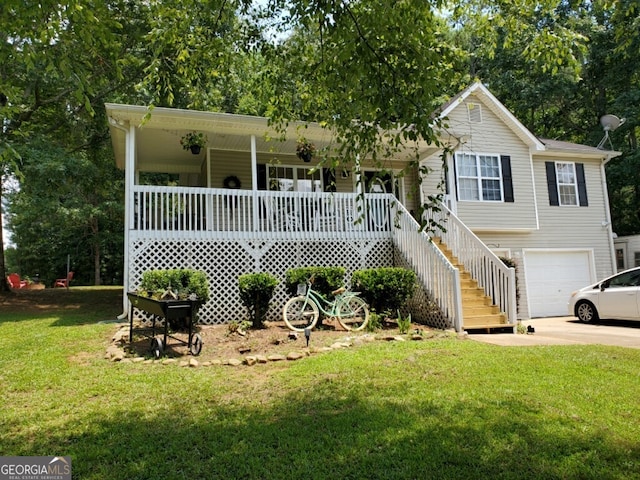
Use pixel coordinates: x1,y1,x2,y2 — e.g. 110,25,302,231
1,287,640,479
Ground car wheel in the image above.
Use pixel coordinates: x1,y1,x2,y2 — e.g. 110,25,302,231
576,301,598,323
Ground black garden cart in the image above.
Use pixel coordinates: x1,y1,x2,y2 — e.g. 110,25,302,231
127,292,203,359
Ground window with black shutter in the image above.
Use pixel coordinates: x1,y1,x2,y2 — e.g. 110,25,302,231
545,161,588,207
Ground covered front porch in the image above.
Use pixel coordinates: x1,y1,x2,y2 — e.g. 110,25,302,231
107,103,515,332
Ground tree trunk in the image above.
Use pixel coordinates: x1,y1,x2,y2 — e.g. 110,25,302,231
92,218,101,286
0,174,11,293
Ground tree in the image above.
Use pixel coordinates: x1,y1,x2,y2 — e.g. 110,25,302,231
7,139,124,286
0,1,152,288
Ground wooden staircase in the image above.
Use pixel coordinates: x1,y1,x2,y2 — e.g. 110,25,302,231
434,238,511,331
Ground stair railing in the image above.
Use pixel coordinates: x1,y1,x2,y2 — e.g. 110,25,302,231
391,201,463,332
423,203,517,325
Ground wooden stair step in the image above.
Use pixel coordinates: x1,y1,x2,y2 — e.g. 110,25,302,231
463,314,508,327
463,304,501,315
434,237,511,331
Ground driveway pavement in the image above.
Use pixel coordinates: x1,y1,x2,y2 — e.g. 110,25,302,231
468,316,640,349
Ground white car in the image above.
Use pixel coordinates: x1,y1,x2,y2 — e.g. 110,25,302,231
568,267,640,322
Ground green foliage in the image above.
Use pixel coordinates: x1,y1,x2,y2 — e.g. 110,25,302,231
284,266,345,297
238,272,278,329
499,256,520,313
180,132,207,149
227,319,252,336
351,268,417,315
139,269,210,303
397,310,412,335
365,311,383,332
6,142,124,286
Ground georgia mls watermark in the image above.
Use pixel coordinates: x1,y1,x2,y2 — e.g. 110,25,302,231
0,457,71,480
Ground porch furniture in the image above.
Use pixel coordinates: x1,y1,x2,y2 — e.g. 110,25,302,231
54,272,74,289
263,196,301,231
127,292,203,358
312,197,343,231
7,273,27,289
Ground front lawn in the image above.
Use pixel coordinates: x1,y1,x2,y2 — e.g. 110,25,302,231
1,287,639,479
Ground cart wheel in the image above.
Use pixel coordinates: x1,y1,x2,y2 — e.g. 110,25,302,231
151,337,163,359
190,334,203,356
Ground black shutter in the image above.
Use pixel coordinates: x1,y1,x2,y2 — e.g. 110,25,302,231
322,168,336,192
545,162,559,206
444,159,450,195
576,163,588,207
500,155,514,203
257,164,267,190
452,156,459,200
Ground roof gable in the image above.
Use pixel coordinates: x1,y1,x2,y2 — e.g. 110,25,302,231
437,82,546,151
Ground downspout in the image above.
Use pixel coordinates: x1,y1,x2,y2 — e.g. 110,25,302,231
601,154,617,274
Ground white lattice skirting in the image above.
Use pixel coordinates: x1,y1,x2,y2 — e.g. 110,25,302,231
128,236,449,329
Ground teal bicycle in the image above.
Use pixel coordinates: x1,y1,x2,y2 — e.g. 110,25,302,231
282,278,370,332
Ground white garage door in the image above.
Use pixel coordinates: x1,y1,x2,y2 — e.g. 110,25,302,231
524,250,594,317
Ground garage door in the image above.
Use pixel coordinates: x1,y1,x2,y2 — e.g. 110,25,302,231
524,250,594,317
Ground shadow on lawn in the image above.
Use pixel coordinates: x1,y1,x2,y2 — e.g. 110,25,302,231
0,287,123,326
13,391,639,479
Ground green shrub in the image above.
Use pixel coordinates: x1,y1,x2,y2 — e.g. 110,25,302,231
139,269,210,303
351,267,416,315
238,272,278,329
499,256,519,313
365,311,383,332
397,310,412,334
284,266,345,297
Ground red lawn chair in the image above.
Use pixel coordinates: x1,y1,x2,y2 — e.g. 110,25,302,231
54,271,74,289
7,273,27,289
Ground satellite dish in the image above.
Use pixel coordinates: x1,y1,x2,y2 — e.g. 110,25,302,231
597,114,626,150
600,114,625,132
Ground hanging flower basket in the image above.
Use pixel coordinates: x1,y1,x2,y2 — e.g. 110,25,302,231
180,132,207,155
296,140,316,163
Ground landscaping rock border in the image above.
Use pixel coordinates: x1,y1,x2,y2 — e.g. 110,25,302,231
105,324,452,367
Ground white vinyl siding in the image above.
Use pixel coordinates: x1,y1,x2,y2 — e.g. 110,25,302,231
477,156,614,318
421,95,538,230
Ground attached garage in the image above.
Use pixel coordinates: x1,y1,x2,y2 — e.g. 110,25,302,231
523,250,596,317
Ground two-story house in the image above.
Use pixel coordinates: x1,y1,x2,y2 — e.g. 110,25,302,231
106,82,619,332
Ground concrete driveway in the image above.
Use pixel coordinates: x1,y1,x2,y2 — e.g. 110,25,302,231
468,316,640,349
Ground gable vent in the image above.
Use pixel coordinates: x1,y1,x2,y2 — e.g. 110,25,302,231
467,103,482,123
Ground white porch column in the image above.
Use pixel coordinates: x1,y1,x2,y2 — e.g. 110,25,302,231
206,147,211,188
355,155,363,195
251,135,258,231
123,123,136,311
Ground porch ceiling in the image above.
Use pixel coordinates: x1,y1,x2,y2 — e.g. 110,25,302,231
106,104,436,173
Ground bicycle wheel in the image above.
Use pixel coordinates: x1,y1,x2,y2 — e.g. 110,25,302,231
336,296,369,331
283,296,319,332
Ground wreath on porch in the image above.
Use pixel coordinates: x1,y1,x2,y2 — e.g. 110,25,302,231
223,175,242,189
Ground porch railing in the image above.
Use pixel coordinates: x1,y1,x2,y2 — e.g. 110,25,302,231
391,202,463,331
131,186,393,238
423,203,517,325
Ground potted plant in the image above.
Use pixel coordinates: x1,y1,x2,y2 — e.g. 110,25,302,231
180,132,207,154
296,139,316,163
